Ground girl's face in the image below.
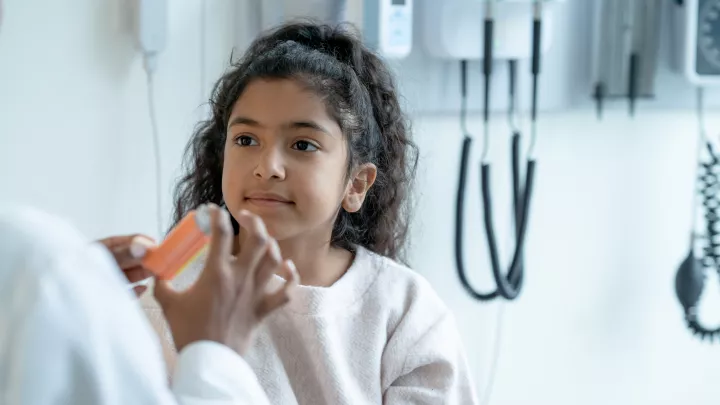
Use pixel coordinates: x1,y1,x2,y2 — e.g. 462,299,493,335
222,78,376,242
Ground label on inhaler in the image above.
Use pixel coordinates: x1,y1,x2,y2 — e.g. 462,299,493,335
142,205,212,280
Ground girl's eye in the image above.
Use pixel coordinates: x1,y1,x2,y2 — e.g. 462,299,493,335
235,135,258,147
292,140,319,152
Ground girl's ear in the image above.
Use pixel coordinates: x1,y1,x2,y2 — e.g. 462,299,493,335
342,163,377,213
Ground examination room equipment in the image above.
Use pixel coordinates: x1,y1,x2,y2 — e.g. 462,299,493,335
590,0,662,118
132,0,168,240
671,0,720,86
256,0,413,59
446,0,559,302
674,89,720,341
672,0,720,342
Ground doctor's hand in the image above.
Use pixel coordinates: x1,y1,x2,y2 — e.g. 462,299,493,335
153,204,299,356
97,234,156,297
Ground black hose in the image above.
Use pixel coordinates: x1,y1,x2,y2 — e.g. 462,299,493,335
455,136,499,301
511,132,525,279
454,2,543,302
481,160,535,299
453,17,536,301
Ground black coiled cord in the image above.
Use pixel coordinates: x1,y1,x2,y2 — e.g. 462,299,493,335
676,143,720,341
700,154,720,273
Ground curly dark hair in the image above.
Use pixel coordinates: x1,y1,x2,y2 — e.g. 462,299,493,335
172,21,418,262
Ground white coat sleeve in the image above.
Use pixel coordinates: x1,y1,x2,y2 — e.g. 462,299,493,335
382,313,479,405
0,244,178,405
0,261,272,405
172,341,272,405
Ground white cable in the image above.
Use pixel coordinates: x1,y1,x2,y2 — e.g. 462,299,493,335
528,122,538,160
479,302,506,405
691,87,709,248
331,0,348,24
697,87,707,144
144,55,164,240
481,122,491,163
200,0,207,105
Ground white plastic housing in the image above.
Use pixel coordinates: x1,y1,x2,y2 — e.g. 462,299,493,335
422,0,560,61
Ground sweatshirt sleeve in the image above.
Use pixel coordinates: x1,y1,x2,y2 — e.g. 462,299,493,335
382,313,479,405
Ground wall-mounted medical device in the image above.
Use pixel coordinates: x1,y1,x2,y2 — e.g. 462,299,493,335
256,0,413,59
672,0,720,86
363,0,413,59
590,0,662,118
428,0,563,303
128,0,168,240
674,88,720,343
671,0,720,343
670,0,720,343
422,0,559,61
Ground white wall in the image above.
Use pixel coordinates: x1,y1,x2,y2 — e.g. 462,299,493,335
2,1,720,404
0,0,238,240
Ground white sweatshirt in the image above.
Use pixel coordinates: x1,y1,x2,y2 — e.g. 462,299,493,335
143,246,479,405
0,206,270,405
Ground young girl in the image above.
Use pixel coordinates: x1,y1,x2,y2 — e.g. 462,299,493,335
141,22,478,404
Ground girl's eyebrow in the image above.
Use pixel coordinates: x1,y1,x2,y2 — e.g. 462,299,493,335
230,115,333,137
288,121,332,136
228,116,262,128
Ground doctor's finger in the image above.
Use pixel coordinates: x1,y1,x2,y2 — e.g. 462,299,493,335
234,211,270,278
102,235,156,269
124,266,153,284
255,260,298,319
253,239,282,290
132,285,148,297
203,204,234,276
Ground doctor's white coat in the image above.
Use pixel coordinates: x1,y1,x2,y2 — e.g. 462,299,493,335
0,206,271,405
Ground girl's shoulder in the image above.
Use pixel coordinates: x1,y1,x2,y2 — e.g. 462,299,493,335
359,247,466,385
356,246,450,323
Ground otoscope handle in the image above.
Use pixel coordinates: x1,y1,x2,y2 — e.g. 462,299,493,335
531,4,542,122
531,19,541,75
483,19,494,76
483,18,494,125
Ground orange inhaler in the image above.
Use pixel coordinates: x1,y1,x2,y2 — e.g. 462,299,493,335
142,205,212,280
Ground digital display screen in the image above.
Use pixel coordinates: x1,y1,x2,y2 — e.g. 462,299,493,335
392,0,405,5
